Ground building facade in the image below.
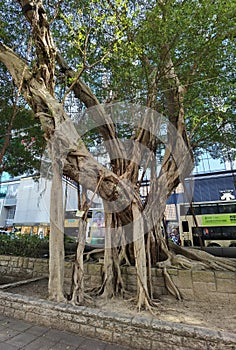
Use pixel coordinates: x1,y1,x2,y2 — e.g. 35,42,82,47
0,175,79,236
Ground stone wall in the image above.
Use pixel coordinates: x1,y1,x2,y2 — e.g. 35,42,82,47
0,291,235,349
0,255,236,302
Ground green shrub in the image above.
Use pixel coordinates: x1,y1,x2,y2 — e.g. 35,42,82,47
0,234,49,258
0,234,77,258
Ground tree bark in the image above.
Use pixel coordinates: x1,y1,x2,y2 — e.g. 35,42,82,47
132,201,150,310
70,218,86,304
48,141,65,302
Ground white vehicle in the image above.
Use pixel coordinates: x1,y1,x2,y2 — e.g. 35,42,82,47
179,200,236,247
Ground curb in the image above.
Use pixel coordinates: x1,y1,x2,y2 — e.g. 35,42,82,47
0,291,235,349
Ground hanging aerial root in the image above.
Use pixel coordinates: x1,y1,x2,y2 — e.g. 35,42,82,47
135,269,161,314
162,267,182,300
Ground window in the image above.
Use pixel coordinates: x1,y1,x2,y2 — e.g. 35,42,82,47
200,204,218,214
6,207,16,220
218,203,236,214
182,221,189,232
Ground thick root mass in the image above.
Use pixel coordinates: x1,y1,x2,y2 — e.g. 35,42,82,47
161,242,236,272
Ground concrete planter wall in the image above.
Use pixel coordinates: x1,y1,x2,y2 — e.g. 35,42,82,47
0,291,235,349
0,255,236,349
0,255,236,302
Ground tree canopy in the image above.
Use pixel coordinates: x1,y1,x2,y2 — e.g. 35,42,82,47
0,77,44,176
1,0,235,156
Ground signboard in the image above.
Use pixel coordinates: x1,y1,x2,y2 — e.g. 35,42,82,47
64,218,79,228
202,214,236,226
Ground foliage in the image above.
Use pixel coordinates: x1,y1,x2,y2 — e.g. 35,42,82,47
45,0,236,162
0,0,235,162
0,234,49,258
0,67,45,176
0,233,77,258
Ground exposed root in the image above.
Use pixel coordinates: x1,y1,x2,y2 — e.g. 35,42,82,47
169,242,236,272
155,242,236,299
48,294,67,303
162,267,182,300
171,254,209,270
67,292,95,306
87,280,106,297
84,248,104,262
126,295,160,315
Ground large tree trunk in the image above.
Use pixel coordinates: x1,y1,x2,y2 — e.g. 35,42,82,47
48,141,65,302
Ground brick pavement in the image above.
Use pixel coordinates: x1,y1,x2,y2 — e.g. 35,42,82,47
0,315,129,350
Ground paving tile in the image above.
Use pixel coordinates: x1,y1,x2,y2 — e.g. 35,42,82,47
49,341,78,349
0,342,19,350
6,319,32,332
6,332,37,347
0,315,130,350
0,328,20,341
27,324,48,336
43,328,64,341
22,337,58,350
59,331,85,346
78,338,107,350
105,345,129,350
0,318,14,328
0,316,14,324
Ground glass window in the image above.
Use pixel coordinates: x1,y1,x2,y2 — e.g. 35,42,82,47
222,226,236,238
192,205,201,215
180,205,188,216
208,227,222,238
0,185,8,198
6,207,16,220
200,204,218,214
182,221,189,232
218,203,236,214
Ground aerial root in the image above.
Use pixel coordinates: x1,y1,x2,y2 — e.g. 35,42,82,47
67,291,95,306
126,295,160,315
162,267,182,300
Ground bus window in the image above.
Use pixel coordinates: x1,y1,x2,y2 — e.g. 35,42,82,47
200,204,218,214
207,227,222,239
218,203,236,214
180,205,189,216
180,205,201,216
192,205,201,215
182,221,189,232
192,227,204,246
222,226,236,238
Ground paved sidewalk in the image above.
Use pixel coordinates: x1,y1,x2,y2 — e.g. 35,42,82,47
0,315,130,350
